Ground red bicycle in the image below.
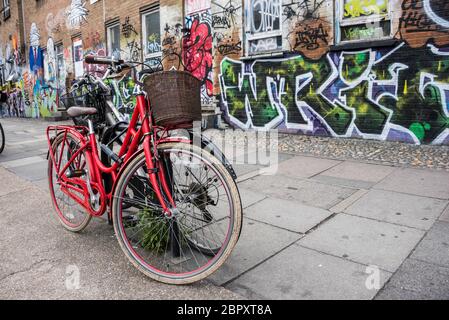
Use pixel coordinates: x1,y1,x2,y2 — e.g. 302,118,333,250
47,56,242,284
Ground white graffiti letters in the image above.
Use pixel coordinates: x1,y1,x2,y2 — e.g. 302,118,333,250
249,0,281,33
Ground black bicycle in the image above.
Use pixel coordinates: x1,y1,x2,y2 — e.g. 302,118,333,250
0,121,4,154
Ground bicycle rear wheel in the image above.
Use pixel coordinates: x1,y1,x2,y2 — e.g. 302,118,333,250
112,142,242,284
0,122,4,154
48,132,92,232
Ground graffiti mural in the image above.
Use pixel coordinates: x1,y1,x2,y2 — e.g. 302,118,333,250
67,0,89,29
212,1,242,57
211,0,243,97
343,0,389,18
44,38,57,83
247,0,283,55
161,22,184,70
284,0,333,59
184,5,214,104
397,0,449,47
220,43,449,145
120,16,142,62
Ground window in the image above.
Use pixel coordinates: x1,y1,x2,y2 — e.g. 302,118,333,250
142,8,161,69
3,0,10,20
245,0,282,56
56,44,65,84
72,38,84,78
106,22,121,58
338,0,392,43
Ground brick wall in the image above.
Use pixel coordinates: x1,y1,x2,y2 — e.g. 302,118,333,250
1,0,449,145
0,0,23,85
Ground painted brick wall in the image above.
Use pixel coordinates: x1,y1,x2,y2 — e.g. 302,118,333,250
0,0,23,85
1,0,449,145
217,0,449,145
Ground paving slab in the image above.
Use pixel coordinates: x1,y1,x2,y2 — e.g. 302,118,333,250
374,168,449,200
275,156,341,179
233,151,292,166
375,259,449,300
439,204,449,223
0,217,242,300
239,175,358,210
7,161,48,182
1,156,46,169
209,218,302,286
32,178,49,192
312,161,396,189
329,189,369,213
0,186,61,278
245,197,333,233
226,244,391,300
345,189,448,230
0,167,34,197
238,188,267,209
0,180,241,300
310,176,376,189
299,214,425,272
233,163,265,177
410,221,449,267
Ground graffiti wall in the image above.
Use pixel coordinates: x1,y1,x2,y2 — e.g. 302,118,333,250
2,0,448,145
283,0,333,59
216,0,449,145
211,0,243,96
184,1,214,105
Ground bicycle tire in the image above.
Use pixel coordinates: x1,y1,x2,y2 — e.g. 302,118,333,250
0,122,4,154
48,132,92,232
112,142,243,284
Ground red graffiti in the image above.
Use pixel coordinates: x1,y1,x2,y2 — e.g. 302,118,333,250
84,48,107,77
183,19,213,96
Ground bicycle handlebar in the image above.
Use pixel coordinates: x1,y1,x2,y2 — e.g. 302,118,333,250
84,55,124,65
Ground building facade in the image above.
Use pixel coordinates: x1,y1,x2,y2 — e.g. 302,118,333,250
1,0,449,145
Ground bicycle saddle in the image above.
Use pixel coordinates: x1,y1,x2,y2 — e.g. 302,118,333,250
67,106,98,117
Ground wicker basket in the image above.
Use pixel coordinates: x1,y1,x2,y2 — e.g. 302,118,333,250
143,71,202,127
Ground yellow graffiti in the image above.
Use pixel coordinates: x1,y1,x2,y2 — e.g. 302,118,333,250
344,0,388,18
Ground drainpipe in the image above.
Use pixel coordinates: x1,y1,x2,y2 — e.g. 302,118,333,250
17,0,26,65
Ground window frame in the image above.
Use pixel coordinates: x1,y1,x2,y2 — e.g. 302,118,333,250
244,0,283,57
141,6,162,64
3,0,10,21
106,21,121,58
336,0,393,44
55,43,64,84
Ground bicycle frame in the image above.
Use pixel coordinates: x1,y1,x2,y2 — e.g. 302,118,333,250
47,94,191,221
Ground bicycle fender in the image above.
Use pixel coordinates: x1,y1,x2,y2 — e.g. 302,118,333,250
189,131,238,180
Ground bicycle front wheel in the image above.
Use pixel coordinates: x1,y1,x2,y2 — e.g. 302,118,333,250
0,122,4,154
112,142,242,284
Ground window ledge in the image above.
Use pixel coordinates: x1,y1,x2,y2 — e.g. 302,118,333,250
330,39,399,51
241,51,284,61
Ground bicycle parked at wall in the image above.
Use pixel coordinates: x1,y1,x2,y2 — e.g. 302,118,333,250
47,55,242,284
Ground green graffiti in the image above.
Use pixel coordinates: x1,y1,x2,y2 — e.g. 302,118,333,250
344,0,389,18
373,45,449,143
220,43,449,144
221,56,352,133
341,51,371,83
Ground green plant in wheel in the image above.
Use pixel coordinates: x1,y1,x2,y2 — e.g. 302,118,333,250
136,208,170,253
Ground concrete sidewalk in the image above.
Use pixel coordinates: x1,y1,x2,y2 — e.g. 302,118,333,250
1,118,449,299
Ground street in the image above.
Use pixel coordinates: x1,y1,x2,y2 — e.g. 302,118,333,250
1,118,449,299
